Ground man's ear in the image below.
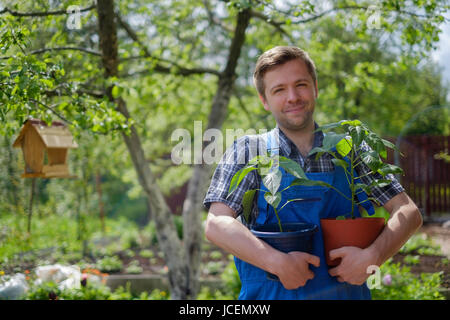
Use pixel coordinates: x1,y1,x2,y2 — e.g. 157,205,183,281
259,94,270,111
314,80,319,99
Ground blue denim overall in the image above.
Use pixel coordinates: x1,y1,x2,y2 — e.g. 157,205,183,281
234,130,375,300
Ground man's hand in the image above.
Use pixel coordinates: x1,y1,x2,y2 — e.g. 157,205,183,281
275,252,320,290
327,246,378,285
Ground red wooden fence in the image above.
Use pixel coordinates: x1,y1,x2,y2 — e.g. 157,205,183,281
386,135,450,218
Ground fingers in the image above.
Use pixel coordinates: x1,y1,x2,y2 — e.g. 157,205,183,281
305,253,321,267
328,267,345,283
329,247,348,261
328,266,339,278
290,252,320,267
328,268,343,283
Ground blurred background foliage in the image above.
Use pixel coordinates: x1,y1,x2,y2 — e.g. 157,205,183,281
0,0,449,231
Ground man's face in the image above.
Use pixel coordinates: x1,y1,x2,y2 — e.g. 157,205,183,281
260,59,318,132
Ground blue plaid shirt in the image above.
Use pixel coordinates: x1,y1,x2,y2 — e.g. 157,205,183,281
203,124,404,224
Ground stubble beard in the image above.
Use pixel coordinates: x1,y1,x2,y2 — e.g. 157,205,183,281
277,101,315,132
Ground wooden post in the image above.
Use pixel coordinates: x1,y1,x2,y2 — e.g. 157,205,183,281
27,178,36,234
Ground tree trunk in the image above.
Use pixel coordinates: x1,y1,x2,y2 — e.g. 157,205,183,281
97,0,251,299
182,8,251,297
116,99,189,299
96,0,189,299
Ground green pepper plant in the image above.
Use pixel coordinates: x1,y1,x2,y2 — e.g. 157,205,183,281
227,119,403,230
308,119,404,219
227,153,327,232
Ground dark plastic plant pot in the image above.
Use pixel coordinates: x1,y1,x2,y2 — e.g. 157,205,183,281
251,222,318,281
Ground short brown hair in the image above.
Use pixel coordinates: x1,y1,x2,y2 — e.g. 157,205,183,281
253,46,317,98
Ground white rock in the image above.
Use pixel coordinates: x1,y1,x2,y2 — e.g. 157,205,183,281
0,273,29,300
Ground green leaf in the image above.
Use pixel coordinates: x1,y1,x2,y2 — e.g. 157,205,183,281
322,132,347,150
278,156,307,179
360,150,383,171
341,119,362,127
308,146,328,158
336,136,352,157
331,158,349,169
248,154,270,166
381,138,396,150
290,178,333,189
315,121,342,132
336,215,347,220
111,85,120,99
248,154,272,175
241,189,257,224
369,179,393,188
365,132,387,159
355,183,372,195
228,165,257,195
377,164,404,177
278,198,305,211
11,84,18,95
350,125,366,147
264,191,281,209
262,168,282,195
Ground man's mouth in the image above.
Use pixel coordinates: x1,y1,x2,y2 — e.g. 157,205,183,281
284,104,306,114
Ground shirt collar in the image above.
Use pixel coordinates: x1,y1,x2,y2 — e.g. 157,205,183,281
274,122,324,157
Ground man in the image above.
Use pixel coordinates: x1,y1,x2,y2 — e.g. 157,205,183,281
203,46,422,299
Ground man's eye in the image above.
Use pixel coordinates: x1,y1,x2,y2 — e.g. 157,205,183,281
297,83,306,87
274,88,283,93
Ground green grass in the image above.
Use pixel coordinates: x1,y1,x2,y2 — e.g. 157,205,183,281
0,210,142,269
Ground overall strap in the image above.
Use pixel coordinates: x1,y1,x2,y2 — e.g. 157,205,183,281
267,129,280,156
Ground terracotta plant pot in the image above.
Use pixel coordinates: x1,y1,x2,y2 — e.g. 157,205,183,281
320,217,386,267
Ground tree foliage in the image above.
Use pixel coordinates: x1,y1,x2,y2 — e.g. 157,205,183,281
1,0,449,298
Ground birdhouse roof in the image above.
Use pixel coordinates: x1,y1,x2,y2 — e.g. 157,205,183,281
13,119,78,149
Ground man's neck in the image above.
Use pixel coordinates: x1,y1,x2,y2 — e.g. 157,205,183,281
278,121,315,158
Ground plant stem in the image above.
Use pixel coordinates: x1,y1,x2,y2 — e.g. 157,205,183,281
273,207,283,232
354,170,375,180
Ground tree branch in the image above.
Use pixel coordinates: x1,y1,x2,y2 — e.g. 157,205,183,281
1,46,102,60
121,60,221,76
287,5,436,25
253,1,439,27
202,0,234,32
0,3,96,17
44,87,105,99
116,13,220,77
28,47,102,56
249,9,291,37
30,99,73,124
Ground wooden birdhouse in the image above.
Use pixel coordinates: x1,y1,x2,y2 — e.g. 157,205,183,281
13,119,78,178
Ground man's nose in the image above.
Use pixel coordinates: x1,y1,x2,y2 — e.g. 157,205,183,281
286,86,300,103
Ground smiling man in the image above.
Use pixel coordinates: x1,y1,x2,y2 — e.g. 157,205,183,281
204,46,422,300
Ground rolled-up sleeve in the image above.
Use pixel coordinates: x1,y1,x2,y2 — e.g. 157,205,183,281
203,136,259,215
355,142,405,206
